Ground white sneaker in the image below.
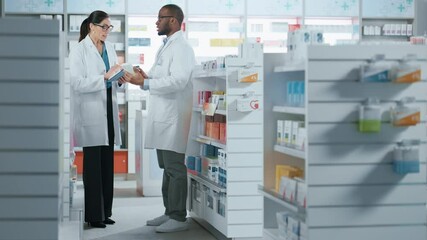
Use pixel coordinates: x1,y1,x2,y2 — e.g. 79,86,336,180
155,219,188,233
146,215,169,226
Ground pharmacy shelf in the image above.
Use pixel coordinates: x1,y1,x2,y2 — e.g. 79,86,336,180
193,106,227,116
264,46,427,240
202,156,219,162
188,172,226,193
274,63,305,73
258,186,306,222
188,56,264,238
273,106,305,115
215,109,227,115
274,145,305,159
193,68,227,79
196,135,226,150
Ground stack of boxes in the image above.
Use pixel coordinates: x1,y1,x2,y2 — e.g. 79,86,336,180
277,120,306,150
205,114,226,142
277,212,308,240
275,167,307,239
275,165,304,204
363,23,413,36
287,27,324,63
218,149,227,188
286,81,305,107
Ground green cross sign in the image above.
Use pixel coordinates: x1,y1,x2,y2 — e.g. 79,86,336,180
284,1,292,11
44,0,53,7
342,2,349,11
398,3,405,12
106,0,115,7
225,0,234,10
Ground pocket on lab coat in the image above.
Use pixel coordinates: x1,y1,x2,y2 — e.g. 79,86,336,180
153,98,178,124
81,101,104,126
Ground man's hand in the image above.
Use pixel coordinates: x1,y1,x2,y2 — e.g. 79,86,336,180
127,67,145,86
134,66,149,79
118,72,132,85
129,67,145,86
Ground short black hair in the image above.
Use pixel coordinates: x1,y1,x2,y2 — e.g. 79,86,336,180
162,4,184,26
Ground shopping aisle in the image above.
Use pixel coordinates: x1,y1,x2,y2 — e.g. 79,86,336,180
65,179,216,240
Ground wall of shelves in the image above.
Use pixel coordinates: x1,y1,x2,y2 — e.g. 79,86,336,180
263,45,427,240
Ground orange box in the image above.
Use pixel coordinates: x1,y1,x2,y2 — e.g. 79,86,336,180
73,150,128,174
206,122,220,139
275,165,303,193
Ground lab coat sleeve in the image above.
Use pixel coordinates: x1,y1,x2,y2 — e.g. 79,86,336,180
106,42,126,92
69,45,106,93
148,45,195,95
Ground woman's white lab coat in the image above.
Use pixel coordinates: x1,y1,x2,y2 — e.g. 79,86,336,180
69,35,122,147
145,31,196,154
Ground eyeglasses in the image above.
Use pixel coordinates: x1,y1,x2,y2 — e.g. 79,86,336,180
94,23,114,31
157,15,174,21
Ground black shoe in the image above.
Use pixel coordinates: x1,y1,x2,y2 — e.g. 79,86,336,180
103,218,115,225
88,221,107,228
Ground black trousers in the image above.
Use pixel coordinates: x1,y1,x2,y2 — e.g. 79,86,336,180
83,87,114,222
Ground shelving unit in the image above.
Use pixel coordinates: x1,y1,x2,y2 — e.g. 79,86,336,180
263,45,427,240
0,18,61,239
360,0,416,42
186,55,264,239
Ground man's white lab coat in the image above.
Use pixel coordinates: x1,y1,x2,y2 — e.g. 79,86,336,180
144,31,196,154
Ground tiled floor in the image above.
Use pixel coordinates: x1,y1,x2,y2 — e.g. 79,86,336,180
60,179,217,240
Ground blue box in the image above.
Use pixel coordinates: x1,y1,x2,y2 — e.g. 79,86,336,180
393,160,420,174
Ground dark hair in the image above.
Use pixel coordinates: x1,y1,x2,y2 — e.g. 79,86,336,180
78,10,110,42
162,4,184,26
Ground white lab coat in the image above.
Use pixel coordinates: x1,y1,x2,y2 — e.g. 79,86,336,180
144,31,196,154
69,35,122,147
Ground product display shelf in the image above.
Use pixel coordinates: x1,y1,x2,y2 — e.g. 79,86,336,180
193,106,227,116
273,145,305,159
192,68,228,79
195,135,226,150
273,106,305,115
187,55,264,239
264,44,427,240
263,53,307,240
188,172,226,193
274,63,305,73
258,186,306,220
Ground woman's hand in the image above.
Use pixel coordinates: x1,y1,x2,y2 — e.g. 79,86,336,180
104,64,122,80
